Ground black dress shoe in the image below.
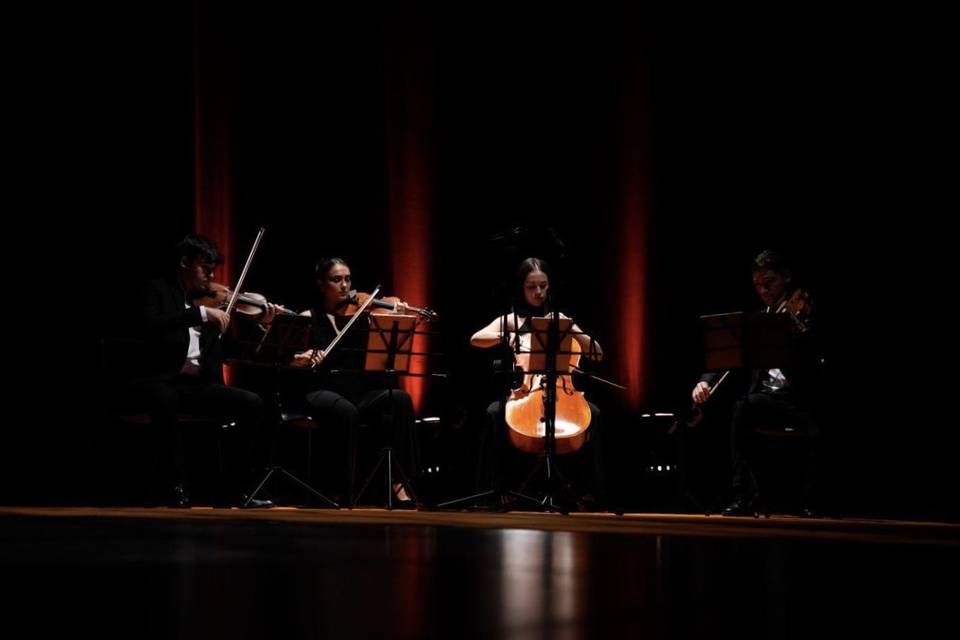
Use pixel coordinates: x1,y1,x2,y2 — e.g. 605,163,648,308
798,505,818,518
240,494,275,508
721,494,755,516
171,484,191,508
576,493,613,513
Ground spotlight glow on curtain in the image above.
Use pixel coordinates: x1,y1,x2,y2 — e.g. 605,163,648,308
192,11,233,284
617,191,648,410
386,27,433,414
193,9,235,384
614,55,652,410
388,141,431,415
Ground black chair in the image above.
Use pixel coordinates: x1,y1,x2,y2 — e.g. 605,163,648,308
748,422,820,517
267,406,352,507
97,337,232,505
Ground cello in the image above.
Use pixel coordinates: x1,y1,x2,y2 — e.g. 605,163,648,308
503,314,592,455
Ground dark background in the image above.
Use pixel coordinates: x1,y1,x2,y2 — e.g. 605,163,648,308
7,5,952,520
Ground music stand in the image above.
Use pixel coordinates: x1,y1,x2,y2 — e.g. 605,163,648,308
350,313,422,509
513,315,591,512
242,314,339,508
695,310,795,515
700,311,793,371
670,310,793,434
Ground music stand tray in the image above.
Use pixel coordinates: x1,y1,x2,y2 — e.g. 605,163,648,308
700,311,793,371
364,314,417,373
525,316,577,370
254,314,313,362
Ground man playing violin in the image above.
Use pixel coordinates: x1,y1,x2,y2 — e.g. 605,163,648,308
129,234,279,507
691,249,822,516
289,257,418,505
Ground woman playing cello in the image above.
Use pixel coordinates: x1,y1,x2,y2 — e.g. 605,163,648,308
470,257,607,508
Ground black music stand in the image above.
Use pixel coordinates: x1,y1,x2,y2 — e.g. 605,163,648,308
242,314,339,508
512,315,592,512
693,310,795,515
700,311,793,371
670,311,794,433
350,313,422,510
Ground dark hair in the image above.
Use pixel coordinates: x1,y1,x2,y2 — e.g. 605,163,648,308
175,234,223,267
516,257,551,290
314,256,349,280
514,256,551,314
753,249,792,281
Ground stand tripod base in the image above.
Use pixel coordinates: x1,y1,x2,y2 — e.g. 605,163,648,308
244,465,339,508
352,447,419,510
439,452,591,514
436,488,542,511
516,451,584,514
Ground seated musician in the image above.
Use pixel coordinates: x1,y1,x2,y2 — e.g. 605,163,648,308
128,233,279,507
290,257,419,505
690,249,822,516
470,257,607,508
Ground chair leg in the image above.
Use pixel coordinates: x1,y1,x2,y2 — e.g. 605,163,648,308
306,429,313,487
348,422,359,507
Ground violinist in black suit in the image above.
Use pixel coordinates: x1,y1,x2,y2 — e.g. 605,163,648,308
691,249,822,516
129,234,279,507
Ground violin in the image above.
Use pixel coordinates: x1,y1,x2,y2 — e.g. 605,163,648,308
193,282,298,318
291,287,438,369
337,290,438,322
775,288,813,333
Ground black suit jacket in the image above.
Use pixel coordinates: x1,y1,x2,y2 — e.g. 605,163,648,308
700,302,822,406
137,276,225,383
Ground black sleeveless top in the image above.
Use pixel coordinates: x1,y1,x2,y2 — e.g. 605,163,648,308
307,308,388,400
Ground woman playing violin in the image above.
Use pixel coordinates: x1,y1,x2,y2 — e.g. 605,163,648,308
289,257,418,505
470,257,607,508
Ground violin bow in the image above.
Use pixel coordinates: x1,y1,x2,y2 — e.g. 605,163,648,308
312,284,382,369
223,226,266,321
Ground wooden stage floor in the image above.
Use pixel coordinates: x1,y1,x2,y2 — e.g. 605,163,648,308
2,506,957,638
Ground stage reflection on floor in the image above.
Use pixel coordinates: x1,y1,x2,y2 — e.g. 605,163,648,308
2,509,957,639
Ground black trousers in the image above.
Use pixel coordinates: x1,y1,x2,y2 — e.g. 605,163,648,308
305,387,418,499
127,375,269,493
729,391,819,500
